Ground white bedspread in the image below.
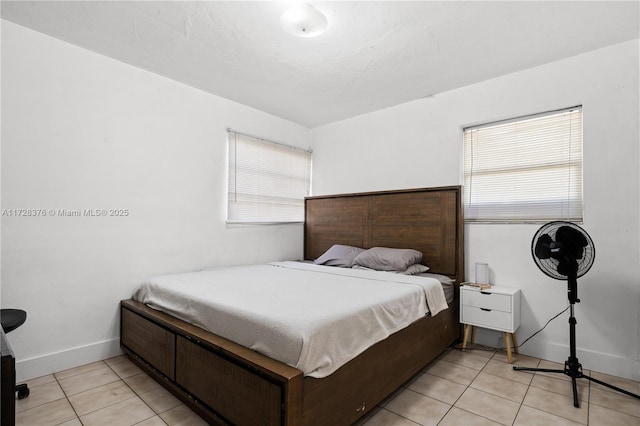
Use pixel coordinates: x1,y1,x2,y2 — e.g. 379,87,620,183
132,261,448,378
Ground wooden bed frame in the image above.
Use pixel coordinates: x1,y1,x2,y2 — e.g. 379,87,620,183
120,186,464,425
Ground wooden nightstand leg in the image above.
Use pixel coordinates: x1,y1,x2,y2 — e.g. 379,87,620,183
511,332,519,354
504,332,513,363
470,326,477,344
462,324,470,351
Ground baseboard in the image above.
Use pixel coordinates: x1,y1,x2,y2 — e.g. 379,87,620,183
16,338,123,382
16,334,640,384
520,341,640,382
474,329,640,381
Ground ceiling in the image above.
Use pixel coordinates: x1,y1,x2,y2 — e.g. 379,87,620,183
2,1,638,128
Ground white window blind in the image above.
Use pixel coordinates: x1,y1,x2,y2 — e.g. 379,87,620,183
228,130,312,223
463,107,583,223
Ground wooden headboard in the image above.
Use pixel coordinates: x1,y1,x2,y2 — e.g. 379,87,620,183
304,186,464,283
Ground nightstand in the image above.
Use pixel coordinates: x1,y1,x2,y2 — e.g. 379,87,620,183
460,285,521,363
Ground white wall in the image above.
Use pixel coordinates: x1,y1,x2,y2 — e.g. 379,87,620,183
312,40,640,380
1,21,311,381
3,19,639,383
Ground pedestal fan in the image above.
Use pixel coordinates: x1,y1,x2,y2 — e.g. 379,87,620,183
513,221,640,408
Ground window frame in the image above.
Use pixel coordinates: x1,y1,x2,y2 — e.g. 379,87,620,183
462,106,584,224
226,129,312,225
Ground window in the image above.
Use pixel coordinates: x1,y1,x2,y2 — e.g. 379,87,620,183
227,130,312,224
463,107,583,223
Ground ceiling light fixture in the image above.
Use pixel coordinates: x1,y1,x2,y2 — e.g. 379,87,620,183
280,4,328,37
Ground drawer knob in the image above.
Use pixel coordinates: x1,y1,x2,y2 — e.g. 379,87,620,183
480,308,492,312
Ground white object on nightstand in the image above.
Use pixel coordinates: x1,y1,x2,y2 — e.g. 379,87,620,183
460,285,521,363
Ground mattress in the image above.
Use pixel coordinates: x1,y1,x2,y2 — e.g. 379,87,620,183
419,272,456,305
132,261,448,378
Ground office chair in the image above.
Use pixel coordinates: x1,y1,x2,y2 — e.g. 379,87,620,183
1,309,30,399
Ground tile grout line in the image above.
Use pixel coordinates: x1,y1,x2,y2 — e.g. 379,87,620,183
49,361,113,425
474,350,518,426
587,376,640,420
431,364,470,426
381,349,451,426
14,380,76,425
104,358,170,426
511,364,535,426
579,373,591,426
19,352,639,426
505,354,601,425
434,348,479,424
43,358,161,426
54,367,84,426
448,349,531,425
465,350,516,425
440,348,498,425
377,406,422,426
523,371,591,425
501,353,540,426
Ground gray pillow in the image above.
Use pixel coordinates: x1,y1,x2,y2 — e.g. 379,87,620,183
395,264,430,275
353,247,423,271
352,263,429,275
314,244,366,267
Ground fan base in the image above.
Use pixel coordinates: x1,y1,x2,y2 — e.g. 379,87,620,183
514,357,639,407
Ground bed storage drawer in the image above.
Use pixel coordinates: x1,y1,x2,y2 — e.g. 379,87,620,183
121,308,176,379
176,336,282,426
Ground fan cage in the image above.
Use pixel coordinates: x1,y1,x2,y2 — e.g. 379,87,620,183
531,221,595,280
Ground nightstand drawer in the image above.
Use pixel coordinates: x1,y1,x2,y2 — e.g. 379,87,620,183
461,305,513,331
462,290,511,312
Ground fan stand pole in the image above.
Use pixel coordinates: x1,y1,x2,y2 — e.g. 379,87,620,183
513,273,640,408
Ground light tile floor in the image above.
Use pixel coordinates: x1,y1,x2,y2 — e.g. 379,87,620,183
15,347,640,425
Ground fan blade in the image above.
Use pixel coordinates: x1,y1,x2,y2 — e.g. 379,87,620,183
556,226,588,259
556,258,578,276
534,234,553,259
557,261,569,276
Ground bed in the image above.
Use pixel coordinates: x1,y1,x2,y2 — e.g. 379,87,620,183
120,186,464,425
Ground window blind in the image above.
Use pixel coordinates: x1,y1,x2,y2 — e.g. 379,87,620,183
463,107,583,223
228,130,312,223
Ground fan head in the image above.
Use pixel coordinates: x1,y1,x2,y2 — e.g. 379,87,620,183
531,221,595,280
